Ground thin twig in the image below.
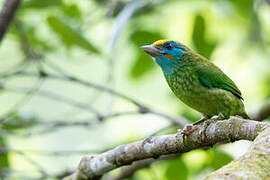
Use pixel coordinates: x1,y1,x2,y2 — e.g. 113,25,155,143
2,85,101,117
0,0,21,43
1,71,189,126
0,77,44,123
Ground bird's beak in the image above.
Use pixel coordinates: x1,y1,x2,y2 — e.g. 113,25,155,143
141,45,161,57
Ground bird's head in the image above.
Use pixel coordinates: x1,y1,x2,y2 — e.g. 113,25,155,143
141,40,189,74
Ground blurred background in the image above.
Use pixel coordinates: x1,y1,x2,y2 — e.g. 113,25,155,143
0,0,270,179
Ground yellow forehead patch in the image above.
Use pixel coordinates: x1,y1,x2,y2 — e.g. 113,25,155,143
152,39,173,46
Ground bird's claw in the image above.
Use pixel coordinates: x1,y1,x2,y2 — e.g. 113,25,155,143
210,113,225,120
178,124,197,136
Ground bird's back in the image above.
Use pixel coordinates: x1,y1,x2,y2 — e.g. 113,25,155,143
165,52,249,118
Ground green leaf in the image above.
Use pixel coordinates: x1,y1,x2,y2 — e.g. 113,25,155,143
10,22,53,52
209,149,233,170
228,0,253,16
130,30,162,46
129,53,154,79
129,30,163,79
62,4,82,19
0,137,9,174
192,14,217,59
22,0,63,9
165,157,188,180
27,32,54,52
47,16,100,54
1,112,38,130
181,110,200,122
263,75,270,98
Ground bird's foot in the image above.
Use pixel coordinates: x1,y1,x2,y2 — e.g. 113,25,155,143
192,115,210,125
211,113,225,120
178,124,197,136
177,115,210,136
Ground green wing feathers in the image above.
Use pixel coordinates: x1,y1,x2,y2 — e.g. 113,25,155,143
196,63,243,100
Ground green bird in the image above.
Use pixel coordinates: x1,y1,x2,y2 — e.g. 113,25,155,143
141,39,249,125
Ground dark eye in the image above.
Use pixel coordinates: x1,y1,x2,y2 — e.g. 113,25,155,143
164,43,173,50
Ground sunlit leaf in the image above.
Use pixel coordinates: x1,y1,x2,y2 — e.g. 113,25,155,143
228,0,253,16
165,157,188,180
0,137,9,175
192,14,217,59
129,30,163,79
129,53,154,79
262,75,270,98
62,4,82,19
22,0,63,9
1,112,38,130
10,21,53,52
209,149,233,170
181,110,200,122
28,32,54,52
47,16,100,54
130,30,162,46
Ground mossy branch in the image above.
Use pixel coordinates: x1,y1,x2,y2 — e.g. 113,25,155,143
206,126,270,179
63,118,270,180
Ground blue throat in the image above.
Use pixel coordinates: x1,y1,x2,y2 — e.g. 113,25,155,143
153,44,184,76
155,56,175,76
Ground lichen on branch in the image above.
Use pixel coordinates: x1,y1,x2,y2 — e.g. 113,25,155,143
206,127,270,180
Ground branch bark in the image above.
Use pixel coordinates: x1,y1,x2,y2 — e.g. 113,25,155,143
0,0,21,43
206,126,270,179
64,118,270,180
106,154,180,180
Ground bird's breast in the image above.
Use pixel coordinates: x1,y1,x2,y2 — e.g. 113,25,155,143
166,66,199,97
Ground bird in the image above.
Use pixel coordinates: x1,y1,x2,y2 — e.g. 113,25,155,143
141,39,249,129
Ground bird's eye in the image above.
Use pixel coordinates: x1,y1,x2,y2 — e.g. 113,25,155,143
164,43,173,50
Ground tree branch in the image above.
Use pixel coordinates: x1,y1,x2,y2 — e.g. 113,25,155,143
64,118,269,180
206,125,270,179
0,0,21,43
107,154,180,180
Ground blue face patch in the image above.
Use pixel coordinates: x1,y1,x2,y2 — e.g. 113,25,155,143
155,55,175,76
153,41,184,76
162,41,184,58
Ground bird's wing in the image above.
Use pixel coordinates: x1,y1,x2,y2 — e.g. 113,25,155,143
196,62,243,100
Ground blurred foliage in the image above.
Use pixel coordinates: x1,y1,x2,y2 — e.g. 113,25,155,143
228,0,254,16
129,30,163,79
0,0,269,179
165,157,188,180
1,112,38,130
133,148,233,180
208,148,233,170
192,14,217,59
10,22,53,53
47,16,100,54
0,137,9,178
62,4,82,19
21,0,63,9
